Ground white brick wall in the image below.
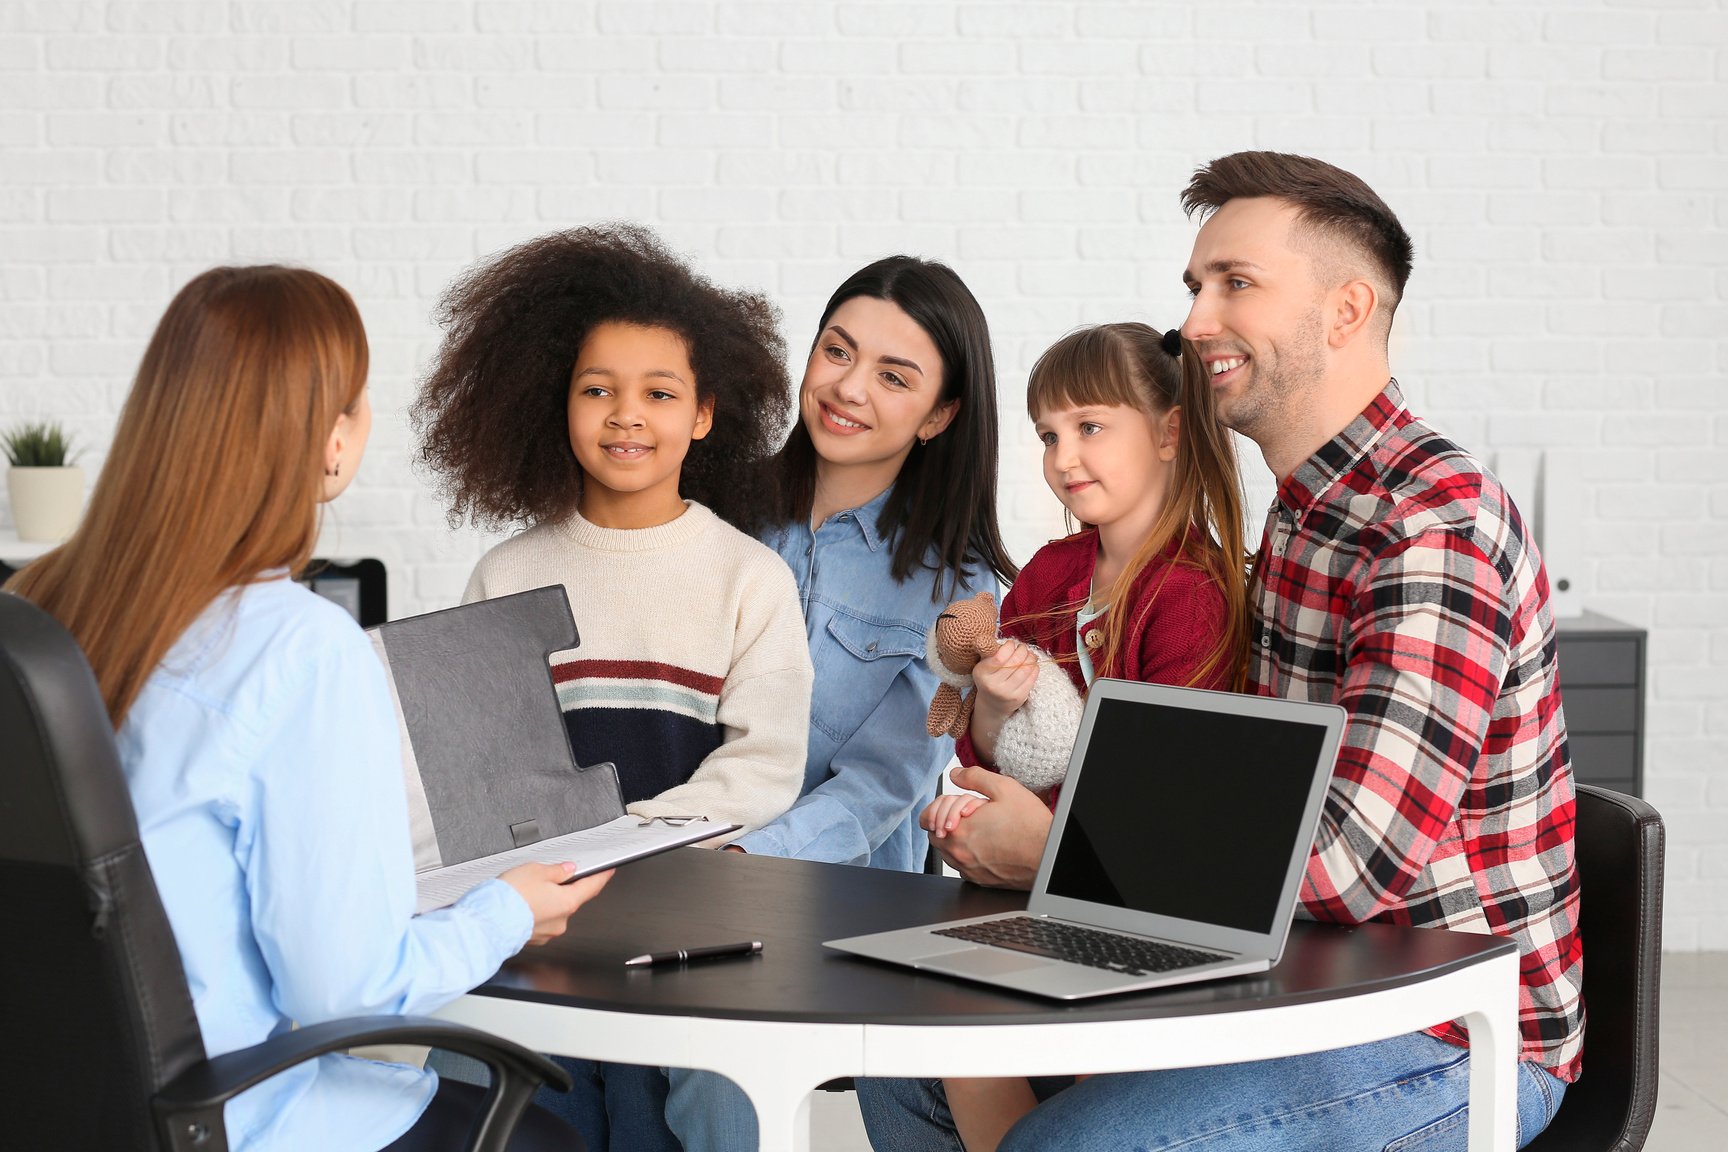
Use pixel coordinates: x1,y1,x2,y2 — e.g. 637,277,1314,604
2,0,1724,946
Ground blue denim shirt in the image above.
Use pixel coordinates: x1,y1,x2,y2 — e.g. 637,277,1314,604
732,489,997,872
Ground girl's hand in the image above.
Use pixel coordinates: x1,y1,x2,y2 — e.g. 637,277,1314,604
968,640,1040,760
973,639,1039,715
921,790,988,839
499,862,615,946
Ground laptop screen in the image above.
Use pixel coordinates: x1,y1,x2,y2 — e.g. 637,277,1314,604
1045,695,1331,935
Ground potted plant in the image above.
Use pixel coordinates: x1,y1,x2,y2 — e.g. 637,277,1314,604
3,420,85,542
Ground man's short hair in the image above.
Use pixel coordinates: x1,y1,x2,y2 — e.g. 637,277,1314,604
1182,151,1414,320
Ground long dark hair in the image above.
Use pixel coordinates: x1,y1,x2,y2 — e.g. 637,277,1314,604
772,256,1017,598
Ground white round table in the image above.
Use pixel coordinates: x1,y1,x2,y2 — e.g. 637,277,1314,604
437,848,1521,1152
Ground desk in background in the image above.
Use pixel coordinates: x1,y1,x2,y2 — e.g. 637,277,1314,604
1555,612,1646,797
437,848,1521,1152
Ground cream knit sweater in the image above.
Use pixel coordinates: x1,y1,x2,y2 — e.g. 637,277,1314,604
464,502,812,840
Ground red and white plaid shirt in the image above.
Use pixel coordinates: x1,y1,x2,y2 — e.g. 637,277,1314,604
1250,380,1584,1082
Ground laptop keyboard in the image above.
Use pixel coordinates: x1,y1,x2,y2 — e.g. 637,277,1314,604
934,917,1230,977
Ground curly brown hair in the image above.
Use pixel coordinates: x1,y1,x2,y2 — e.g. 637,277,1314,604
414,224,790,535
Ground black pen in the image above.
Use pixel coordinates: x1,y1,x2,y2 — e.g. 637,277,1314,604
624,940,763,968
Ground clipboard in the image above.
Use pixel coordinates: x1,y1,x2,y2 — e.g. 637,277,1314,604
412,815,740,914
368,586,627,872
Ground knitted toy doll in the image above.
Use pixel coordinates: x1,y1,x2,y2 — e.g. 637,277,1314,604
924,591,1084,795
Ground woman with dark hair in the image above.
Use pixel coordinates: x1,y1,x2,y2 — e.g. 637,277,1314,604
8,265,608,1151
762,256,1018,603
664,255,1020,1151
735,256,1019,864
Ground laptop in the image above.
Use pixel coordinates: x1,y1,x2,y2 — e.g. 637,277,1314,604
825,679,1346,999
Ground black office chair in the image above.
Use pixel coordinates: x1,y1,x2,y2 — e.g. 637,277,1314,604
0,591,571,1152
303,556,389,626
1524,784,1665,1152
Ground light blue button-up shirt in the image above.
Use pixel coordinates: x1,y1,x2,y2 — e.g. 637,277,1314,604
118,577,532,1151
732,489,997,872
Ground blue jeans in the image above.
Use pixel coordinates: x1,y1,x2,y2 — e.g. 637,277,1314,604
856,1032,1565,1152
664,1068,1081,1152
427,1049,677,1151
533,1058,680,1152
665,1066,756,1151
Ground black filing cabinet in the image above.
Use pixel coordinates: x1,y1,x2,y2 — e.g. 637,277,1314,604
1555,611,1646,798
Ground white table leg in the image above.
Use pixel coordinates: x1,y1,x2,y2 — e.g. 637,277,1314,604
1461,950,1521,1152
678,1017,860,1152
724,1073,817,1152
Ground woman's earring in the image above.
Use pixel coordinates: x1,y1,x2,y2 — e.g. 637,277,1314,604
326,460,340,478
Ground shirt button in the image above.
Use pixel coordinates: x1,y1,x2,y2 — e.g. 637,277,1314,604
866,641,877,653
1261,631,1272,647
805,545,813,556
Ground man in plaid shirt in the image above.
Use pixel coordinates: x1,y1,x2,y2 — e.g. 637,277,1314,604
1180,149,1583,1085
866,154,1580,1152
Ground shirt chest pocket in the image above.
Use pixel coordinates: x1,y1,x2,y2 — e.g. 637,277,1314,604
810,613,928,744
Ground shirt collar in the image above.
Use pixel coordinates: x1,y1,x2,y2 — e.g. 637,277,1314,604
1276,377,1405,517
821,485,893,552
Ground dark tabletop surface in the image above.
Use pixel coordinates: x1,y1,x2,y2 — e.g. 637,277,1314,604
478,847,1516,1027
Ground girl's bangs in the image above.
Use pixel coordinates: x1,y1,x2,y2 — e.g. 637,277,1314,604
1025,328,1153,421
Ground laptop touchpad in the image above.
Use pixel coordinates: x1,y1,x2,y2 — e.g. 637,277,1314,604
919,948,1051,976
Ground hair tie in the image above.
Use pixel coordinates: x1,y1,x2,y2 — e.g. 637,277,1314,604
1160,328,1182,357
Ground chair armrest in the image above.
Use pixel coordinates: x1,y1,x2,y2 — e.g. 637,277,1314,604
153,1015,572,1152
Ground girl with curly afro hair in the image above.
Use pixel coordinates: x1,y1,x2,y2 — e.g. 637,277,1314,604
415,225,813,1150
415,220,811,824
416,224,790,537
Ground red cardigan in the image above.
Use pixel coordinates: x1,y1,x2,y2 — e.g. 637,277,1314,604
955,529,1233,801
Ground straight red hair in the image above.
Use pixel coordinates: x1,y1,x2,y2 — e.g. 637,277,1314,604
6,265,368,725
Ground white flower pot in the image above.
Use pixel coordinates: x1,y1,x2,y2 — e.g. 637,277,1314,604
7,465,85,542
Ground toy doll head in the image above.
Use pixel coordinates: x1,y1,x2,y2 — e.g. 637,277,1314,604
415,224,791,535
924,592,1003,738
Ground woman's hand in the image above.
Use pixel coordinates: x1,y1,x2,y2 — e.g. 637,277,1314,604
921,790,988,840
499,862,615,946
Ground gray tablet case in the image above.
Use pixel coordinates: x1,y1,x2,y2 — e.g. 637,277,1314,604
368,585,625,869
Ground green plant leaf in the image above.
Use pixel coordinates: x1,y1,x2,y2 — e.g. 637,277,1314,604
1,420,78,468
